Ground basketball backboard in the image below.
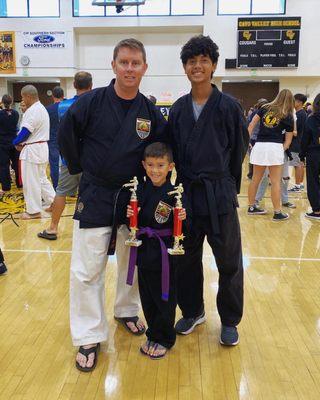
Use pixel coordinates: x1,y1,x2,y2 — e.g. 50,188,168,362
92,0,146,6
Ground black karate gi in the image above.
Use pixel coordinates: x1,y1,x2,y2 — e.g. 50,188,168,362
0,108,20,191
289,108,307,154
124,178,187,348
168,85,249,327
299,113,320,212
58,79,168,228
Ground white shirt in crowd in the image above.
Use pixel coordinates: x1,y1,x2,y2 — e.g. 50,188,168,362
19,100,50,164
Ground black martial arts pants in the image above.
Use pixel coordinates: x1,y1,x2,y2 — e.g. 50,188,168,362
0,145,21,191
176,209,243,327
48,142,60,190
0,248,4,263
138,266,177,349
306,151,320,212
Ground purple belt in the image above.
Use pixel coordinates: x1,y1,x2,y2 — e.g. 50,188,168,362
126,227,172,301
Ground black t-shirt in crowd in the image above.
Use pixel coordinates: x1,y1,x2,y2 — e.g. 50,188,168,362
0,108,19,146
256,107,294,144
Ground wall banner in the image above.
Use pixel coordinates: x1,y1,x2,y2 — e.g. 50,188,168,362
0,31,16,74
22,31,67,49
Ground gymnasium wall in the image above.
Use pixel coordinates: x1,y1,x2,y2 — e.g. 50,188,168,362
0,0,319,101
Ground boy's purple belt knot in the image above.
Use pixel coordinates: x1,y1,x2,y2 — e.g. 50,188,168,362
126,227,172,301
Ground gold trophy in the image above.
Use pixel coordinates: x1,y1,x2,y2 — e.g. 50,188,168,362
167,183,185,255
124,176,142,247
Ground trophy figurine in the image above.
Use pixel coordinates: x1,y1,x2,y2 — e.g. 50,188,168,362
124,176,142,247
167,183,185,255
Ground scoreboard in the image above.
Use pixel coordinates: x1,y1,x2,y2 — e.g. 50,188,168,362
237,17,301,68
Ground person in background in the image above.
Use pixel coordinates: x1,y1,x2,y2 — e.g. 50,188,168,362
20,101,27,114
248,89,294,221
246,98,268,179
46,86,64,190
38,72,93,240
288,93,307,193
13,85,55,219
0,94,20,196
299,93,320,220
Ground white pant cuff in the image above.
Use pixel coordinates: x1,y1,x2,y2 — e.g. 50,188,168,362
114,308,140,318
72,335,107,347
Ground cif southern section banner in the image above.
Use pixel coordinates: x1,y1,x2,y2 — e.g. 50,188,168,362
0,32,16,74
237,17,301,68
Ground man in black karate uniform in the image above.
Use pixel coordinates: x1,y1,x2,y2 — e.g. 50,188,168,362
58,39,167,372
169,35,249,345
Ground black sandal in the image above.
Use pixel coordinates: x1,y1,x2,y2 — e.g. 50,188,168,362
114,316,145,335
75,343,100,372
37,230,57,240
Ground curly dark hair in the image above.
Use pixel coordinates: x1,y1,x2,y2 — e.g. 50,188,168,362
180,35,219,65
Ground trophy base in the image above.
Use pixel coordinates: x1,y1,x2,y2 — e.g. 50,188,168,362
168,248,185,255
125,239,142,247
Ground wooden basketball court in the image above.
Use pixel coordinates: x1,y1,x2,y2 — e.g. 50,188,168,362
1,178,320,400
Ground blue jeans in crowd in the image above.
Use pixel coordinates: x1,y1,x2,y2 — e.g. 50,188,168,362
255,159,290,204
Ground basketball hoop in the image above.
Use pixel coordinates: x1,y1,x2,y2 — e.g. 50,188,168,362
92,0,146,6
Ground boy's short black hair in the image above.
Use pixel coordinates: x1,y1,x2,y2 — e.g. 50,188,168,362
294,93,307,104
180,35,219,65
143,142,173,163
52,86,64,99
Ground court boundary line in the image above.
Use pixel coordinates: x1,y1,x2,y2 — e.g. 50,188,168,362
2,248,320,262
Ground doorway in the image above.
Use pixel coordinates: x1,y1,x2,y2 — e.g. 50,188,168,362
11,81,60,107
222,81,279,115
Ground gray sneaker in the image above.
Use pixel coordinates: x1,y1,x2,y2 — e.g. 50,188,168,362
175,312,206,335
220,325,239,346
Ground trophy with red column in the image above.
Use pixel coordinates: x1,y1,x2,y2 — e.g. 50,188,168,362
124,176,142,247
168,183,185,255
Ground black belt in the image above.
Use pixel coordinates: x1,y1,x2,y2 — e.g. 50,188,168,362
182,170,231,235
82,171,126,189
82,171,132,255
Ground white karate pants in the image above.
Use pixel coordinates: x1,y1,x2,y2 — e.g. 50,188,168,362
70,220,140,346
21,160,55,214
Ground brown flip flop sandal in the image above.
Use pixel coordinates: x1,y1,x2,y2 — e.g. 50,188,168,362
75,343,100,372
114,316,145,335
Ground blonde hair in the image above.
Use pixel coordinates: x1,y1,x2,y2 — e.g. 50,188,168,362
263,89,294,120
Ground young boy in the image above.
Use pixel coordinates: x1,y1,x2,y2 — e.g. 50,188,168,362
126,142,186,359
168,35,248,345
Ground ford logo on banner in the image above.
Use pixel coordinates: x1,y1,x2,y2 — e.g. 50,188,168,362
33,35,55,44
